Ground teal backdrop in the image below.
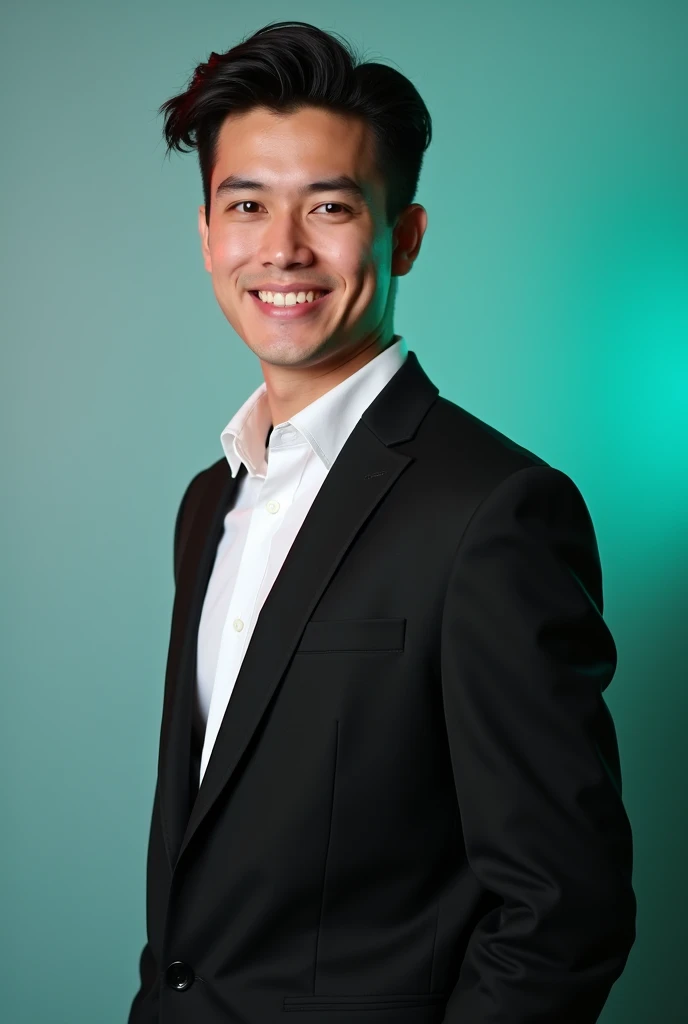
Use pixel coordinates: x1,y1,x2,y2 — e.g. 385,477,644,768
2,1,687,1021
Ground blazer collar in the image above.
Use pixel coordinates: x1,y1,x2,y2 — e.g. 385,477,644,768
221,336,407,479
158,349,439,871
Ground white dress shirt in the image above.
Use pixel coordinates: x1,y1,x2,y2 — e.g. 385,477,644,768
195,336,408,785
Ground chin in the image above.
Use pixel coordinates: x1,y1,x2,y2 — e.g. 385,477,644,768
249,335,334,366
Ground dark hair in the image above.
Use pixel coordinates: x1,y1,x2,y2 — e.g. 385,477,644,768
158,20,432,228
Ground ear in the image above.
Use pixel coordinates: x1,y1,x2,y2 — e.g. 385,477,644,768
391,204,428,278
198,205,212,273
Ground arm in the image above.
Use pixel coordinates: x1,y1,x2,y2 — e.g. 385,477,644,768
127,471,203,1023
440,465,636,1023
127,783,164,1024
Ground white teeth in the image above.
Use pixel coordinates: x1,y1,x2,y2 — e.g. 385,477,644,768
257,290,326,305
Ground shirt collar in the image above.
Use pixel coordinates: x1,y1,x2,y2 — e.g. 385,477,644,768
221,336,408,479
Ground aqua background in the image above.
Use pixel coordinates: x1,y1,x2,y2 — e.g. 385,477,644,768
2,1,687,1020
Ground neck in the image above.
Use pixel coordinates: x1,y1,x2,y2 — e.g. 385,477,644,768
260,331,398,426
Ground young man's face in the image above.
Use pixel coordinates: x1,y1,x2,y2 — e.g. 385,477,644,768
198,105,426,370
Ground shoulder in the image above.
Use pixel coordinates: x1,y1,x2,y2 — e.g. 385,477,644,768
174,458,225,523
409,392,599,548
428,393,549,472
172,457,230,582
182,456,229,498
410,392,551,501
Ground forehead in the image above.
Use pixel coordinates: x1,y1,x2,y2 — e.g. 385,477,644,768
211,105,381,193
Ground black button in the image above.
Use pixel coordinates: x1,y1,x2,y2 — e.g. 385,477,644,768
165,961,195,991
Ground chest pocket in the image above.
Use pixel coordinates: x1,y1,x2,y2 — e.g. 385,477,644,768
295,617,406,654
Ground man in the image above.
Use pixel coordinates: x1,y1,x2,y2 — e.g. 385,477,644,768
129,20,636,1024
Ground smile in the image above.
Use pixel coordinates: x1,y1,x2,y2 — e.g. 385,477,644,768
249,290,332,318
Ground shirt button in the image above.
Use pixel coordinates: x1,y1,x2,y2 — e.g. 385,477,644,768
233,618,244,632
266,500,280,514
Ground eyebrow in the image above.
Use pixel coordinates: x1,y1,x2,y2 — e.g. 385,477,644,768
214,174,366,202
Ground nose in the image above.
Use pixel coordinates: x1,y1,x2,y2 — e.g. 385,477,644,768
259,212,314,271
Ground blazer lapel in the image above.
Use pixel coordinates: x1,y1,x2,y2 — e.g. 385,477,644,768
173,351,439,869
158,461,246,870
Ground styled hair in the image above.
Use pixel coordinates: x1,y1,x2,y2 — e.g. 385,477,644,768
158,20,432,227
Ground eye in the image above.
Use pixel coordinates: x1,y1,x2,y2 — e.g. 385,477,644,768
313,202,349,214
229,200,262,214
227,201,350,215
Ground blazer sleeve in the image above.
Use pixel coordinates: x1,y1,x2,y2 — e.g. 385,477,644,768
127,783,163,1024
128,470,206,1023
439,464,636,1024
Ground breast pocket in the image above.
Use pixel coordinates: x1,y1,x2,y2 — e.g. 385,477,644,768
295,617,406,654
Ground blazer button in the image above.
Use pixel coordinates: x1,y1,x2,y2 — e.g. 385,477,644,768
165,961,195,991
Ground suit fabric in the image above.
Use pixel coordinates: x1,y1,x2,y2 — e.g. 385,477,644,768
128,350,636,1024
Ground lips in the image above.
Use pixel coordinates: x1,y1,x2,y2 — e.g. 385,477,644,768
249,289,332,318
250,287,332,295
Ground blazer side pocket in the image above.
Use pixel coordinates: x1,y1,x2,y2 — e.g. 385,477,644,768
295,617,406,654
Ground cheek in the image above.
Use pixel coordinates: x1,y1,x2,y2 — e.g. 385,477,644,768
209,225,254,269
212,242,245,269
321,232,371,274
352,240,393,312
370,232,393,277
354,231,391,284
354,251,389,299
339,252,381,298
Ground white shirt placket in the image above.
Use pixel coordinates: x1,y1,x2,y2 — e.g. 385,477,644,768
199,433,308,783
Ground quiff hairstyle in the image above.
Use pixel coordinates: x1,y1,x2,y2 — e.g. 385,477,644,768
158,20,432,227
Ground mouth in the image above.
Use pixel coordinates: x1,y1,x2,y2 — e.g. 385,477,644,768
248,288,332,318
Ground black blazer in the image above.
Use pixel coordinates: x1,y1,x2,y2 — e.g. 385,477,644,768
128,351,636,1024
